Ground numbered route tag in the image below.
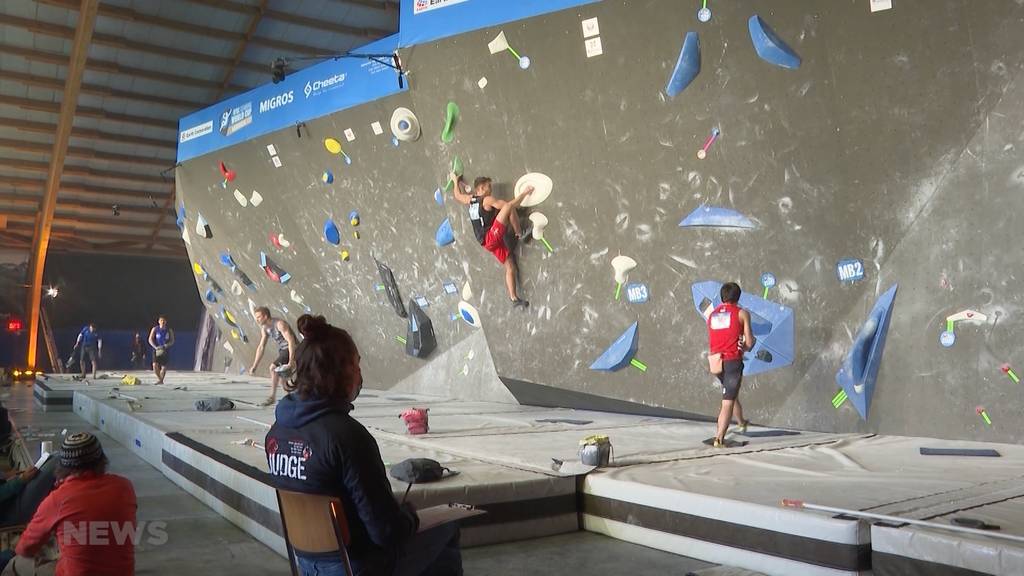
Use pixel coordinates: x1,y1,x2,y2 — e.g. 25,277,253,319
625,282,649,304
836,258,865,284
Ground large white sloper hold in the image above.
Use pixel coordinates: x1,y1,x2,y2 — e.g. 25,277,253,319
516,173,553,207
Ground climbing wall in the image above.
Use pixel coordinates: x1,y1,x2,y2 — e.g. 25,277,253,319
177,0,1024,442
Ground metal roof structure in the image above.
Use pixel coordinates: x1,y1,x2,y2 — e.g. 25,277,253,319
0,0,399,261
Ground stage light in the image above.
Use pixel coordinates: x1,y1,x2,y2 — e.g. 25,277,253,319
271,58,288,84
46,286,59,298
6,318,22,332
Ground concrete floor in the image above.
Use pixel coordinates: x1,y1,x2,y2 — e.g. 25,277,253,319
4,381,718,575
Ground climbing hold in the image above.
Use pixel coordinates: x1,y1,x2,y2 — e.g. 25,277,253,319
269,233,282,249
529,212,553,253
665,31,700,97
324,138,342,154
443,282,457,295
405,299,437,359
462,282,473,301
374,257,407,318
939,331,956,348
760,272,777,299
193,262,206,276
219,252,237,270
836,284,898,420
697,0,712,22
223,341,234,354
278,234,291,248
591,322,644,372
440,101,459,143
611,255,637,300
324,219,341,245
204,289,217,303
340,250,350,261
250,190,263,207
976,406,992,426
349,211,360,227
223,308,238,326
219,161,236,182
519,56,531,69
230,329,240,340
691,280,795,377
322,170,334,184
748,15,802,69
434,187,444,206
478,77,488,89
181,227,191,246
390,107,421,142
176,204,187,230
458,301,482,328
696,127,720,159
516,172,554,207
353,231,360,240
259,252,291,284
436,218,455,247
487,30,527,66
231,280,243,296
679,205,756,229
233,189,248,207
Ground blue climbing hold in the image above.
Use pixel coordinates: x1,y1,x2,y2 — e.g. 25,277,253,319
219,252,237,270
665,32,700,97
322,170,334,184
204,289,217,303
679,206,756,229
434,187,444,206
748,15,801,69
176,204,186,230
324,218,341,245
836,284,898,420
590,322,640,372
691,280,795,377
435,218,454,246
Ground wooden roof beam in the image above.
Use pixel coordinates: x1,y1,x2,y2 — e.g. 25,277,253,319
2,13,265,72
25,0,100,368
7,94,178,130
0,138,169,168
184,0,392,37
0,42,248,93
0,192,174,219
0,158,171,187
0,117,176,151
3,177,172,204
3,69,200,110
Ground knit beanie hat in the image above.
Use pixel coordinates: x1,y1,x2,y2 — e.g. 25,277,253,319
60,432,105,469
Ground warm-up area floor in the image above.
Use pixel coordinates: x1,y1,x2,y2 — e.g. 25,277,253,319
28,371,1024,575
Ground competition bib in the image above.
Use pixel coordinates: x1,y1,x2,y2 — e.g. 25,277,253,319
710,311,732,330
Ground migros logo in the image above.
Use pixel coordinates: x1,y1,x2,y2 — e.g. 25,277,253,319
259,90,294,114
304,73,346,98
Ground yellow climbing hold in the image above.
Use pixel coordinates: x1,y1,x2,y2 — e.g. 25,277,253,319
340,250,350,261
324,138,342,155
231,328,240,340
193,262,205,276
225,310,237,324
353,230,360,240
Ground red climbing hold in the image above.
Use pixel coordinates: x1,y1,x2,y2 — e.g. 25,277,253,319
220,161,237,182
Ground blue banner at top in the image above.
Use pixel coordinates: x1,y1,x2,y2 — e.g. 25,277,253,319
176,35,405,164
399,0,599,47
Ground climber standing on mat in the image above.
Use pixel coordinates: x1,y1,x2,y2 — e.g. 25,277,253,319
148,315,175,385
706,282,754,447
450,171,532,308
250,307,297,407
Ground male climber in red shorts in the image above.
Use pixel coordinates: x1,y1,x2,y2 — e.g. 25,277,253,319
450,171,532,308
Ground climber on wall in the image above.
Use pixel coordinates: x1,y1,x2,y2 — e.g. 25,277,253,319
250,307,297,407
706,282,754,447
450,171,533,308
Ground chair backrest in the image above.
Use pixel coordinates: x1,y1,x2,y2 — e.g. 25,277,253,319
276,489,353,576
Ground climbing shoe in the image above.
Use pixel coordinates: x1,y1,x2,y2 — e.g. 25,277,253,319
713,437,725,448
737,419,749,435
511,298,529,309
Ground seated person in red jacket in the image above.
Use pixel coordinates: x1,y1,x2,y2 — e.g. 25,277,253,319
6,432,137,576
265,315,463,576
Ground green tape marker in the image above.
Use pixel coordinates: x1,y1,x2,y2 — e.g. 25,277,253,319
946,319,955,333
762,286,770,299
615,282,623,301
452,156,463,177
395,336,407,345
507,46,522,60
832,389,847,408
630,358,647,372
541,238,554,253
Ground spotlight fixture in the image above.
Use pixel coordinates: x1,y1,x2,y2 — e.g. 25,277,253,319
271,58,288,84
46,286,59,298
112,204,120,216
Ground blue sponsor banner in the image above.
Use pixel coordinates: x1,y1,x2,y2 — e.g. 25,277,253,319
176,35,405,164
399,0,600,47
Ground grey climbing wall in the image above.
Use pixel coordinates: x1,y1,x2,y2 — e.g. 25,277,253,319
177,0,1024,442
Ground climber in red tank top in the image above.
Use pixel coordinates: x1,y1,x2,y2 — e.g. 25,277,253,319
706,282,755,447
